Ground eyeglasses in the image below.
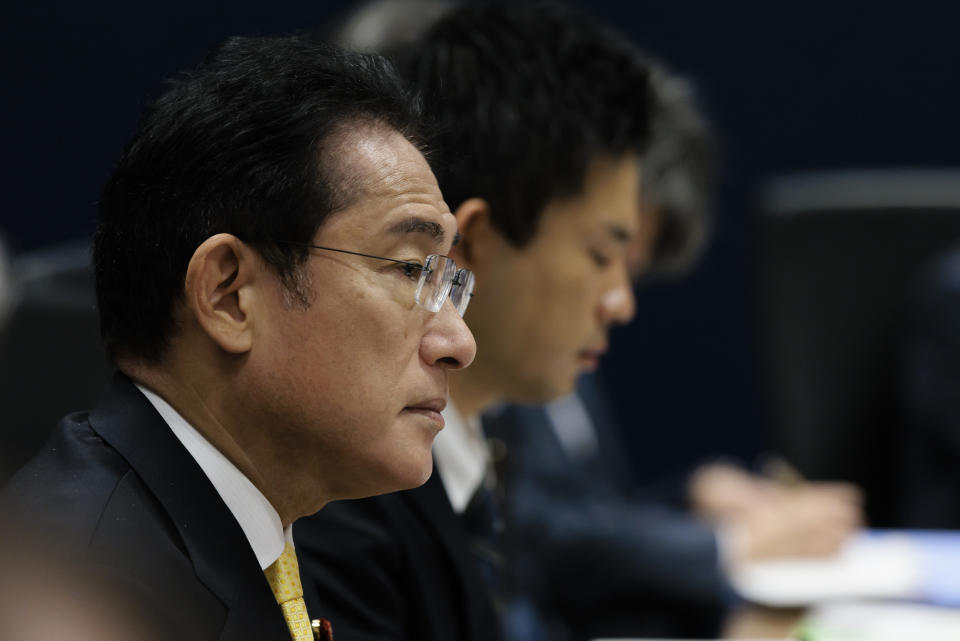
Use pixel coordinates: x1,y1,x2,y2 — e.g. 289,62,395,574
277,242,475,317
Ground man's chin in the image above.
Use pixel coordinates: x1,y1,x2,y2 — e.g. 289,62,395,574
332,451,435,502
380,455,436,496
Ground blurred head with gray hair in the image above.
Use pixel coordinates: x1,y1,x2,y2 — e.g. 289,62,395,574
640,60,717,275
325,0,455,56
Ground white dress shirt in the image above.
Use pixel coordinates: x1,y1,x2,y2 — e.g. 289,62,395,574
136,383,292,570
433,402,491,514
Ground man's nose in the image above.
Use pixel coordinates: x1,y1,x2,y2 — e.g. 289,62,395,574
598,267,636,327
421,299,477,369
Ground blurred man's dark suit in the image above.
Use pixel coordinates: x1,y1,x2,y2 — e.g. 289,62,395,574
902,247,960,528
295,470,501,641
483,374,735,640
1,373,300,641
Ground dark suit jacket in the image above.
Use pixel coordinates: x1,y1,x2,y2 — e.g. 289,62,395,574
483,375,734,640
295,470,501,641
902,247,960,528
1,373,299,641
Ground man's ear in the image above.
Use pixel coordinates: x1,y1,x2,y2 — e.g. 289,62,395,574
450,197,497,269
183,233,258,354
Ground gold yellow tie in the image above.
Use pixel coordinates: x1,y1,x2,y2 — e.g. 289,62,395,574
264,542,314,641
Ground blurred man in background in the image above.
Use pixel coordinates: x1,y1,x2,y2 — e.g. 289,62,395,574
467,37,862,640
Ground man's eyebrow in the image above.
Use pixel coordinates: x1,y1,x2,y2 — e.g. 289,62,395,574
387,217,445,241
388,217,461,252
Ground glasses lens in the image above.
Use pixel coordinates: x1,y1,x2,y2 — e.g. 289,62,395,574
415,255,455,312
414,255,437,310
450,269,475,317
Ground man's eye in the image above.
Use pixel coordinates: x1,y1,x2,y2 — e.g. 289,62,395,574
399,262,423,280
589,248,611,268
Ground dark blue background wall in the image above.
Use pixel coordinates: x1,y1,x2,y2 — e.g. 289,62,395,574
3,1,959,481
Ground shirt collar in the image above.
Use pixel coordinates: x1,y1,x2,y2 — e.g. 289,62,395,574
433,400,490,514
135,383,292,570
544,391,600,460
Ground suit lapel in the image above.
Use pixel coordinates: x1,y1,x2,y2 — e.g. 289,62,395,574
219,574,292,641
89,373,290,640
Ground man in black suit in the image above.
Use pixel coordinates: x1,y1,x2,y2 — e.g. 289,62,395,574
902,246,960,528
1,36,475,640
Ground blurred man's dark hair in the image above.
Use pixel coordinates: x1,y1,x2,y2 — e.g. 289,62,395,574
95,36,423,364
398,2,654,247
336,1,716,275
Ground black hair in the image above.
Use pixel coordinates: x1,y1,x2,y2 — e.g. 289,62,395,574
94,36,423,363
399,2,653,247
